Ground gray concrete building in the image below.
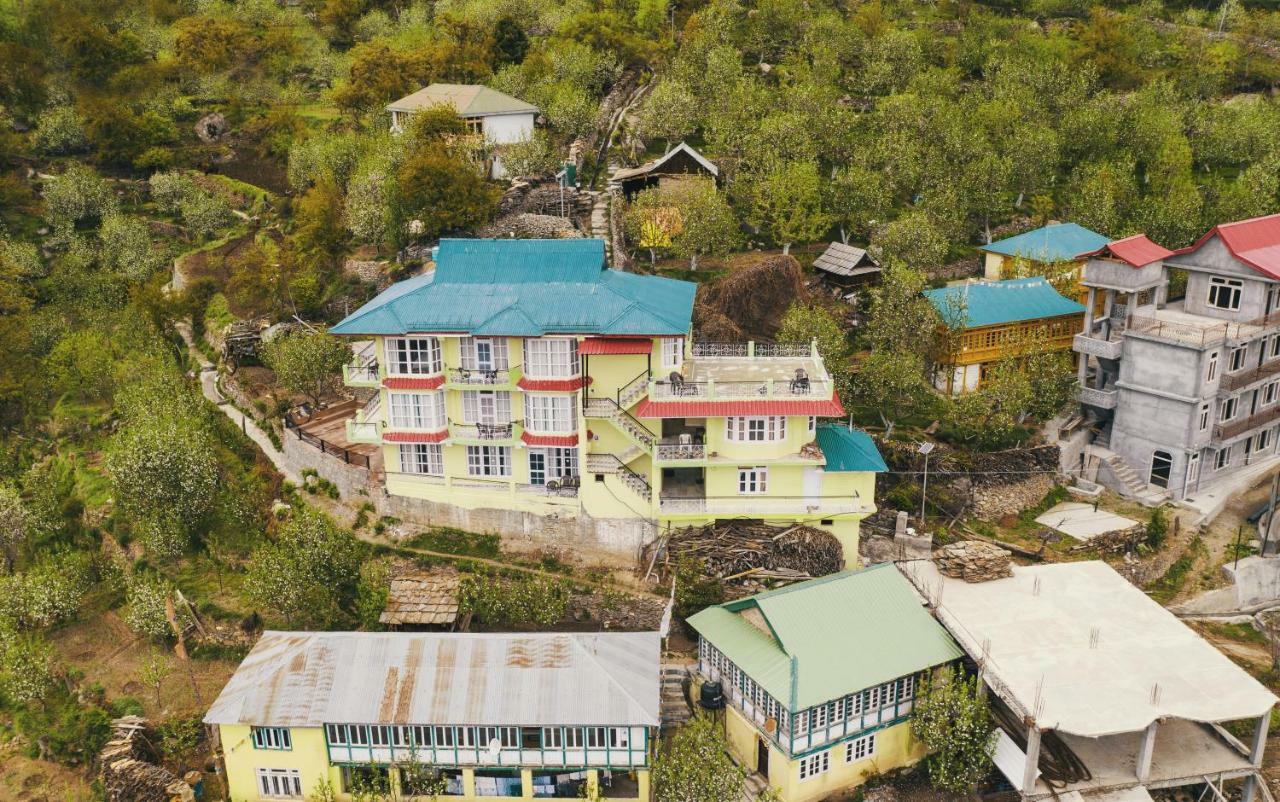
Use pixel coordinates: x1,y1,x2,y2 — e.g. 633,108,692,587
1072,214,1280,503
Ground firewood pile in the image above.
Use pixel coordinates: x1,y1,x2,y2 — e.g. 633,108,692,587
1069,525,1145,555
933,541,1012,582
647,521,844,596
99,716,195,802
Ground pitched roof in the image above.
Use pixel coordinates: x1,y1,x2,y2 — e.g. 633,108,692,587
633,397,846,419
204,631,661,728
380,568,460,627
923,277,1085,329
979,223,1110,263
812,242,880,278
579,338,654,355
330,239,696,337
1178,212,1280,280
1079,234,1174,268
387,83,538,116
687,565,962,710
815,424,887,472
610,142,719,182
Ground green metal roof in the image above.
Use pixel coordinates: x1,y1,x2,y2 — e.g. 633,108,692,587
330,239,696,337
923,277,1085,330
687,565,962,710
979,222,1109,263
815,424,887,472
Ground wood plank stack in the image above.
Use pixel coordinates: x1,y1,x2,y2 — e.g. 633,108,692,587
933,541,1013,582
649,521,844,596
99,716,195,802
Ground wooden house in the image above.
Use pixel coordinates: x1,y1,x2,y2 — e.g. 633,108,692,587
610,142,719,199
811,242,881,295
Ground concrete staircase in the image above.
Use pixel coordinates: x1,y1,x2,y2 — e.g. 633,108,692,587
659,664,693,729
1094,447,1170,507
583,398,657,451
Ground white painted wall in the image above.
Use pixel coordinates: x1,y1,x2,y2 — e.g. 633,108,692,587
482,112,536,145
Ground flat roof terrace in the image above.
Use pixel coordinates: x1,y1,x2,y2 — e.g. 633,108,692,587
652,342,831,401
1129,304,1263,348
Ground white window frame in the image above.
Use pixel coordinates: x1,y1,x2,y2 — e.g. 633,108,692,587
256,768,303,798
726,416,787,443
808,416,816,434
1199,403,1211,431
462,391,512,424
466,446,512,477
528,447,578,486
1207,351,1219,383
1265,382,1278,407
459,336,510,371
524,394,577,433
1230,346,1248,372
846,733,876,763
1257,429,1271,452
524,338,580,378
388,391,446,429
1208,277,1243,311
1271,335,1280,359
399,443,443,476
1217,446,1232,470
738,467,768,494
661,337,684,369
252,727,292,750
609,728,629,749
385,336,442,375
799,750,830,781
1222,396,1239,421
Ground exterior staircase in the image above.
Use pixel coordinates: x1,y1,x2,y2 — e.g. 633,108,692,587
583,398,656,451
1095,448,1170,507
583,453,652,502
659,664,693,729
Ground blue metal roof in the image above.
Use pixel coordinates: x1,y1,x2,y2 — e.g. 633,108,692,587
980,223,1109,263
923,277,1085,329
815,424,887,472
330,239,696,337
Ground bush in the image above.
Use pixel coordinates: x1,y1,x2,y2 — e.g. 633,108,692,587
1146,507,1169,549
14,687,112,766
123,573,176,640
33,104,88,155
458,572,570,629
0,551,94,630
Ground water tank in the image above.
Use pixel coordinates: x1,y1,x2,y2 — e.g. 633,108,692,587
699,681,725,710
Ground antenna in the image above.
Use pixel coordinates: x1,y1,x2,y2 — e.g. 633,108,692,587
1089,627,1100,649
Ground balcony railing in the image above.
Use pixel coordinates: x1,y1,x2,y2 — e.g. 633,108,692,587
449,421,519,441
1078,385,1118,410
691,341,815,359
1221,358,1280,392
344,362,380,384
1073,333,1123,361
448,366,517,386
655,440,707,461
1129,315,1258,348
1215,404,1280,441
651,377,830,401
658,495,866,515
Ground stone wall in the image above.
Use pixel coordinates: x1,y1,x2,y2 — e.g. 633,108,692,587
969,473,1055,521
281,428,378,500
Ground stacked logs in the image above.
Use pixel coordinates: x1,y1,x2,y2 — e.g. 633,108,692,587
933,541,1013,582
99,716,195,802
649,521,844,596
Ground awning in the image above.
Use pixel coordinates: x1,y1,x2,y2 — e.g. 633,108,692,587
580,338,653,355
383,430,448,443
384,376,445,390
521,432,579,447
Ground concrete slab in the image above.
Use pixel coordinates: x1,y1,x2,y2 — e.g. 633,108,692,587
1176,556,1280,615
1035,502,1138,541
1180,455,1280,525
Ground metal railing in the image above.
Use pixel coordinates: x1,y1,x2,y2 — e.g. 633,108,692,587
450,421,519,441
655,439,706,461
690,341,815,359
1221,358,1280,392
344,362,380,383
658,494,866,514
283,416,372,468
1129,315,1257,348
617,369,651,406
651,377,828,400
448,366,516,386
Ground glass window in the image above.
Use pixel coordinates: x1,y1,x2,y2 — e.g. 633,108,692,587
466,446,512,477
434,727,456,747
252,727,292,750
460,337,509,370
1266,383,1278,407
1217,446,1232,470
1222,396,1239,421
349,725,369,746
1199,403,1211,431
399,443,443,475
726,416,786,442
1258,429,1271,452
1230,346,1248,371
542,728,563,749
1208,277,1243,311
389,392,446,429
528,448,578,486
609,728,629,749
1271,336,1280,358
585,727,606,748
326,724,347,745
462,391,512,424
799,751,830,781
1150,450,1173,489
661,338,683,369
1207,351,1219,382
846,733,876,762
386,337,442,375
524,339,581,378
524,394,577,432
257,768,303,798
737,467,767,494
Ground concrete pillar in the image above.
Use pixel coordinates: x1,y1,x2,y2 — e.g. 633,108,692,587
1136,720,1158,782
1078,353,1089,387
585,769,600,798
1242,710,1271,802
1085,287,1097,333
1102,291,1116,339
1022,726,1042,796
520,767,534,798
463,768,476,796
637,769,651,802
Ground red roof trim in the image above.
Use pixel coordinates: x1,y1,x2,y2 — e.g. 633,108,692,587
1175,213,1280,281
384,375,445,390
579,338,654,355
521,431,580,447
384,429,448,443
517,376,591,391
634,397,846,419
1077,234,1173,268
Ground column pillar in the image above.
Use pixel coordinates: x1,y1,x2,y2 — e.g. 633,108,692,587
1085,287,1097,333
1102,290,1116,339
1136,720,1158,782
463,768,476,796
637,768,651,802
1242,711,1271,802
1022,726,1042,797
521,767,535,798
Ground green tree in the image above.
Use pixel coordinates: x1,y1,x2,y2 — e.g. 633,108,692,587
0,483,28,571
777,302,852,402
491,17,529,67
262,328,350,407
395,151,498,243
744,161,831,255
825,165,892,246
652,715,750,802
635,79,699,150
872,211,949,273
243,508,364,628
669,181,741,270
911,668,995,793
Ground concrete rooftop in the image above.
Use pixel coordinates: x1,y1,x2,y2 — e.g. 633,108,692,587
900,561,1276,737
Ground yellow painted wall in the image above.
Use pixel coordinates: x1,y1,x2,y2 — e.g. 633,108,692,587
719,707,926,802
704,415,816,462
586,350,654,402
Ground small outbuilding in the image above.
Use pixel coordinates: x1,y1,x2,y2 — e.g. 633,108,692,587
811,242,881,294
379,567,462,629
610,142,718,199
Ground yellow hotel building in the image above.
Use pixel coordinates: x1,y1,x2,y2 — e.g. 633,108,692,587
204,631,660,801
687,566,962,802
330,239,886,563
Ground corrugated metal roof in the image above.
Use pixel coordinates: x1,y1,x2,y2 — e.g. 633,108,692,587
923,277,1085,329
1078,234,1173,267
1178,212,1280,280
814,424,887,472
634,397,845,419
980,223,1110,262
610,142,719,182
386,84,538,116
331,240,696,338
384,430,448,443
521,432,578,447
812,242,880,277
517,376,590,391
580,338,654,355
687,565,962,709
204,631,661,728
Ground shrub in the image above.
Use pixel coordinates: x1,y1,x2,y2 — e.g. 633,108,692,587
1146,507,1169,549
33,104,88,155
458,572,570,629
124,573,176,640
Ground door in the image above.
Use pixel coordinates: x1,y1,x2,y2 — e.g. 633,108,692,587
756,738,769,778
803,467,822,505
1184,453,1201,497
475,338,494,371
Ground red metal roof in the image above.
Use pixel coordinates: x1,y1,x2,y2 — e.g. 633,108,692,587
521,432,579,447
634,397,846,419
1078,234,1173,267
517,376,591,391
1179,213,1280,280
384,375,445,390
384,430,448,443
579,338,654,355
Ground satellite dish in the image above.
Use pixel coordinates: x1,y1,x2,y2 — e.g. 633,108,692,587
764,717,777,734
487,738,502,759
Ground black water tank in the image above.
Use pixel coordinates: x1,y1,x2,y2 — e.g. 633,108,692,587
699,681,725,710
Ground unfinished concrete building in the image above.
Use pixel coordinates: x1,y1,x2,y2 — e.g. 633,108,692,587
902,560,1276,802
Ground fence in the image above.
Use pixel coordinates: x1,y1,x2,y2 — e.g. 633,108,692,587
283,416,372,468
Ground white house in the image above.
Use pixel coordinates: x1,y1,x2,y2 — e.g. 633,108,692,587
387,83,538,179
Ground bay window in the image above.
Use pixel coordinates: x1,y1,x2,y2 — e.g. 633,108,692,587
524,338,580,378
389,392,446,429
524,394,576,432
386,337,442,375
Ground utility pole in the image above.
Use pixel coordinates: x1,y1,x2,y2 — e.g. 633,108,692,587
1264,472,1279,557
918,442,935,529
